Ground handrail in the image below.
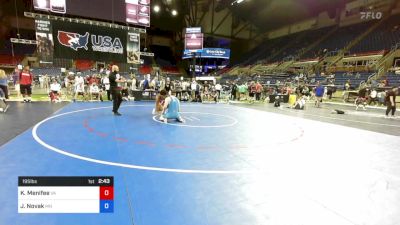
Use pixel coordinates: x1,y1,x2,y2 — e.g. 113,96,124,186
368,73,377,81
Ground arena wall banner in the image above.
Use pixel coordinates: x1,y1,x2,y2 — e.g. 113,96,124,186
127,32,140,64
52,20,127,62
35,19,54,64
184,33,203,51
182,48,230,59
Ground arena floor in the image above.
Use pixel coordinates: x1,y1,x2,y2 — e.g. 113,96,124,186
1,101,399,225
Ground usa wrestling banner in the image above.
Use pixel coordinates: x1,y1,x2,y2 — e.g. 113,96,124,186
52,20,127,62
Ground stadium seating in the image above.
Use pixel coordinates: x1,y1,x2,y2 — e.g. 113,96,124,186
0,55,24,66
349,14,400,54
161,66,180,74
269,26,334,62
31,67,63,76
383,72,400,87
139,65,153,74
75,60,94,71
303,20,377,59
235,21,376,65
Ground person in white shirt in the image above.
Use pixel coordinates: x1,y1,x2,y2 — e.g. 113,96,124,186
102,75,110,101
39,75,44,89
369,89,377,105
215,83,222,100
74,73,86,101
150,78,156,90
90,83,102,101
131,76,137,91
181,80,189,101
50,79,62,102
64,76,69,90
293,95,306,110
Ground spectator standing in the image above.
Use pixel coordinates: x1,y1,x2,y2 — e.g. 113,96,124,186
181,80,189,101
255,81,263,101
19,65,34,103
0,69,9,100
159,77,165,91
102,75,111,101
385,87,398,118
249,81,256,101
314,81,324,108
345,80,351,91
39,75,44,89
230,82,237,100
377,91,386,106
175,80,182,100
73,73,86,101
143,74,150,90
64,75,70,94
131,76,137,91
238,83,247,101
0,69,9,112
45,75,51,92
215,83,222,101
369,89,377,105
202,81,210,101
12,67,19,86
190,79,197,101
355,87,368,110
195,81,202,102
165,77,173,94
150,77,158,90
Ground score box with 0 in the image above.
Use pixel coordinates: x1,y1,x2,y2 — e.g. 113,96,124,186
18,176,114,213
100,186,114,213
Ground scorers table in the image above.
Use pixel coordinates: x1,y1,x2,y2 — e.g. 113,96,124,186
18,176,114,213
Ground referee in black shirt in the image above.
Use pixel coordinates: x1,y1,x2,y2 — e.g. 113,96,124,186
109,65,125,116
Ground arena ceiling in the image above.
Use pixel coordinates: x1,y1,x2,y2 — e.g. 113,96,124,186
152,0,350,33
0,0,350,39
215,0,348,32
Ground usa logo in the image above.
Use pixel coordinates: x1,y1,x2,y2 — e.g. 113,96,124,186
57,31,89,51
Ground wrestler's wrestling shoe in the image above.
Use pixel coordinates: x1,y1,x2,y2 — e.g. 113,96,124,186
159,115,168,123
176,117,185,123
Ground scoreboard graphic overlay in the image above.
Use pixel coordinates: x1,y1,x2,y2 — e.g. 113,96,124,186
18,177,114,213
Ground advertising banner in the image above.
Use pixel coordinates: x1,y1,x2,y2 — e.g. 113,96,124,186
183,48,230,59
33,0,66,14
35,19,54,63
185,27,201,34
127,32,140,64
125,0,151,27
33,0,150,27
52,20,127,62
184,33,203,51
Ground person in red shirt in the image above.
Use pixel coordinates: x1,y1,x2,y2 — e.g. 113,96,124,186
19,65,34,103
